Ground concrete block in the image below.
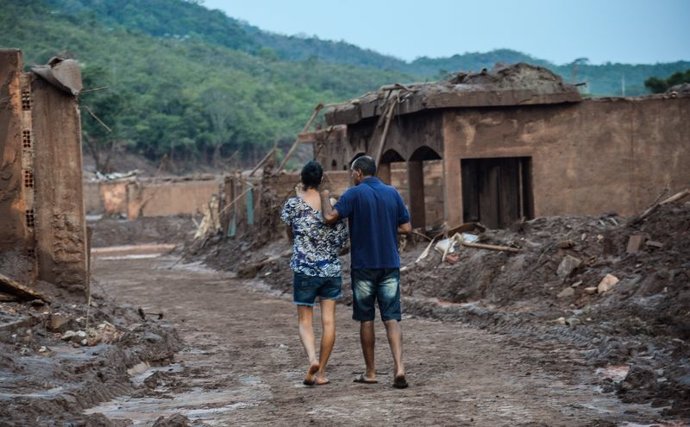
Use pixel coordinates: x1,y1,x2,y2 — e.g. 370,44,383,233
626,234,647,253
597,274,620,294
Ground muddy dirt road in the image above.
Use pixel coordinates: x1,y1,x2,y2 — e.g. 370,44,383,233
87,251,667,426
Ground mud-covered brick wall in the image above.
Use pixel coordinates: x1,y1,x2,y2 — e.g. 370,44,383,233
0,50,35,283
442,96,690,225
423,160,444,227
31,76,88,294
126,179,219,219
82,180,128,215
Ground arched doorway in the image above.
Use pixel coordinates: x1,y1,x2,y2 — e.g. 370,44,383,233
378,149,405,184
408,146,442,229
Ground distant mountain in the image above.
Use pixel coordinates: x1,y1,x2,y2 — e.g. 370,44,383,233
3,0,688,169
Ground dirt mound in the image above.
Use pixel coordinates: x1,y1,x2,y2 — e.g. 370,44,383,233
0,291,182,424
400,201,690,416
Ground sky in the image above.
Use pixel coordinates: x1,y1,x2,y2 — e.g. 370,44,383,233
201,0,690,65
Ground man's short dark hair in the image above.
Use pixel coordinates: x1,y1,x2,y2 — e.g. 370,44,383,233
351,155,376,176
301,160,323,188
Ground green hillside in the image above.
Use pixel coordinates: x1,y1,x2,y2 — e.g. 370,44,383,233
2,0,688,171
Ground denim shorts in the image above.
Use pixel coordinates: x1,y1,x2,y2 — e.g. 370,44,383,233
351,268,401,322
293,272,342,306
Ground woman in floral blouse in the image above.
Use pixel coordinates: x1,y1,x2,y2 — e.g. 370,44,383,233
280,160,348,386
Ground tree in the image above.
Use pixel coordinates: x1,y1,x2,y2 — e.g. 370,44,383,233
80,65,127,172
644,69,690,93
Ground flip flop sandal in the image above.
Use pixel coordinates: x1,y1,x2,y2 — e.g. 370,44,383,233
353,374,378,384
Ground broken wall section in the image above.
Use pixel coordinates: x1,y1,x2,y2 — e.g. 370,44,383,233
84,177,220,219
0,50,34,283
0,50,88,297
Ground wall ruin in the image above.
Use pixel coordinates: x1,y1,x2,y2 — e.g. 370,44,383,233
318,92,690,229
0,50,88,295
442,95,690,225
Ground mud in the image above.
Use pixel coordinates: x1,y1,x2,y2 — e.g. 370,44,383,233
197,200,690,420
84,254,678,425
1,199,688,425
0,288,182,425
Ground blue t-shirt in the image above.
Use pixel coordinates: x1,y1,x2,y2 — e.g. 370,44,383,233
334,177,410,269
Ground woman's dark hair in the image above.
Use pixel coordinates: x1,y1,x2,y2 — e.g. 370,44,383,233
301,160,323,189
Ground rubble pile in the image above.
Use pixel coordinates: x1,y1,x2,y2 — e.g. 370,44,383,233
402,200,690,416
0,291,182,424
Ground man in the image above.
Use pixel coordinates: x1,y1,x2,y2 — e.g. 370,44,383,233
321,155,412,389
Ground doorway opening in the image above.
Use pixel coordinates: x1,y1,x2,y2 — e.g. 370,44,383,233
461,157,534,229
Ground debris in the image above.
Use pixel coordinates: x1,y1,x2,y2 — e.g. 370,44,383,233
597,274,620,294
557,287,575,298
48,313,73,332
584,287,598,295
193,194,221,240
415,238,436,263
237,249,292,278
571,281,583,288
626,234,647,254
645,240,664,249
31,57,82,96
445,253,460,264
93,170,139,181
434,238,456,261
629,188,689,225
556,255,582,279
0,291,17,302
460,241,520,253
0,273,51,303
558,240,575,249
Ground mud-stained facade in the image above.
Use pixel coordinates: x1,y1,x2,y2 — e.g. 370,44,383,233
0,49,88,295
316,64,690,229
0,50,34,283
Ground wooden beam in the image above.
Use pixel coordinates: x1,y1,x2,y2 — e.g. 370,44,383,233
0,273,51,303
275,103,324,173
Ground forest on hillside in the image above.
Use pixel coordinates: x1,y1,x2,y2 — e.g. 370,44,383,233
2,0,688,171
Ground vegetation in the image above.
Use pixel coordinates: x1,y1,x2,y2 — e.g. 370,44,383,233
2,0,688,171
644,69,690,93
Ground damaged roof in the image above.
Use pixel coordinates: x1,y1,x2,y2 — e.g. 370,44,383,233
325,63,582,126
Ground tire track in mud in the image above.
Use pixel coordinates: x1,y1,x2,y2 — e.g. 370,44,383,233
86,254,667,426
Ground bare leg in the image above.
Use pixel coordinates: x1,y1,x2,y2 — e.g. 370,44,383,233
297,305,319,384
384,319,406,385
315,299,336,385
360,320,376,380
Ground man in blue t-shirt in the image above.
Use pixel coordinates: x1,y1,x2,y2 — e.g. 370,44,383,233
321,155,412,389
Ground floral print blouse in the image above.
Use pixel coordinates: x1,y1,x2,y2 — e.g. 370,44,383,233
280,197,348,277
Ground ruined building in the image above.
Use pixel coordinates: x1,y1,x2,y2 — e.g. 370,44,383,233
310,63,690,229
0,49,88,296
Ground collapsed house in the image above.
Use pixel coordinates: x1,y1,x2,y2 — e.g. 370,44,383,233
307,63,690,229
0,49,88,296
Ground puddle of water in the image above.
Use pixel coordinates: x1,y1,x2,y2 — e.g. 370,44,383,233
0,386,64,399
98,254,162,260
91,244,177,258
85,387,265,426
128,363,184,387
239,375,261,386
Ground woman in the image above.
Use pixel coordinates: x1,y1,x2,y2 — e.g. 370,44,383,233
280,160,348,386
